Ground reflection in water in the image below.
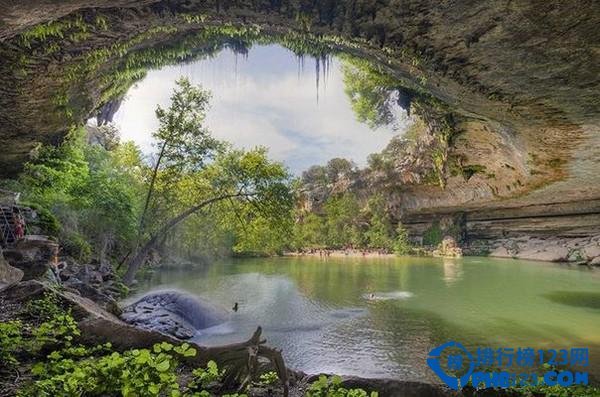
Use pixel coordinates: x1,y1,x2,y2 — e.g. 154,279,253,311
544,291,600,310
442,258,463,285
136,256,600,381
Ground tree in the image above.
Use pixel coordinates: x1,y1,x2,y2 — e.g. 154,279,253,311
301,165,328,187
364,194,393,249
341,57,409,131
293,213,326,249
135,77,223,252
323,193,360,248
77,144,140,260
123,144,293,284
324,158,355,183
12,126,143,262
393,223,412,255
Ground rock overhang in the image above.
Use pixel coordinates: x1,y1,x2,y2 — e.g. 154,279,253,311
0,0,598,217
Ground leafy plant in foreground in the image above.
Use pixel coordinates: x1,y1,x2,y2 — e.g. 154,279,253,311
0,320,23,367
258,371,279,385
306,375,378,397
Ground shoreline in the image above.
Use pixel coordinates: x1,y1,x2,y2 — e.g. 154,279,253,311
284,249,397,258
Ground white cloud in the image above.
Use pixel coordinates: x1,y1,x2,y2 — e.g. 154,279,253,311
113,45,401,174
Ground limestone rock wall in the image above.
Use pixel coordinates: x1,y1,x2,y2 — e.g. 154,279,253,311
0,0,599,238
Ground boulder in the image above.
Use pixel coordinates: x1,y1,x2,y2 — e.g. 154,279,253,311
590,256,600,266
3,235,58,280
516,245,569,262
488,246,512,258
0,248,23,292
121,291,228,340
583,243,600,260
567,248,585,262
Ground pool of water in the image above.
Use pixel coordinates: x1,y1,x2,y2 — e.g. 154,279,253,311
133,256,600,382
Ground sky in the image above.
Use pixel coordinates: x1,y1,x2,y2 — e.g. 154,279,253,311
113,44,404,175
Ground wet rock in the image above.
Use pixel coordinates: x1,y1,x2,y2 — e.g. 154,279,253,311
121,291,228,340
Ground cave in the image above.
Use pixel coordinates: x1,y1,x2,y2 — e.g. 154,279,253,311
1,0,599,240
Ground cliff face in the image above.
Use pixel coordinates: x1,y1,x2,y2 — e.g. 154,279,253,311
0,0,599,239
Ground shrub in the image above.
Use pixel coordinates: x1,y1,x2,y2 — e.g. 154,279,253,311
0,320,23,367
258,371,279,385
393,223,412,255
306,375,378,397
188,360,222,390
61,232,92,262
27,341,198,396
21,202,61,236
422,221,443,246
25,292,63,321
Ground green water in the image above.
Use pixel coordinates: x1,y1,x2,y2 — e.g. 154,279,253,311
136,256,600,382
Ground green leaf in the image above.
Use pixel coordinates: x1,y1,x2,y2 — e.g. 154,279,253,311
155,360,170,372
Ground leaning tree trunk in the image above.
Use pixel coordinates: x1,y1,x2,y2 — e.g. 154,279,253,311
123,192,254,285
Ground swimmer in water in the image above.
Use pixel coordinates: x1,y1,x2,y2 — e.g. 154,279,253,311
232,302,239,312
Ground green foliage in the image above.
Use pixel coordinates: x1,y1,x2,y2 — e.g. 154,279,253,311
306,375,378,397
188,360,222,390
20,127,89,209
324,193,361,248
393,223,412,255
292,186,405,251
14,296,224,397
61,232,92,262
24,292,81,352
25,292,63,321
19,15,96,47
258,371,279,385
25,340,215,397
20,202,61,236
14,126,143,262
364,194,393,250
508,382,600,397
30,311,81,352
0,320,23,367
449,160,488,181
29,343,185,396
341,58,404,130
153,77,223,172
294,213,327,249
422,221,443,246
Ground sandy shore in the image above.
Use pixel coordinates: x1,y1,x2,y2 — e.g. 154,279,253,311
284,249,396,258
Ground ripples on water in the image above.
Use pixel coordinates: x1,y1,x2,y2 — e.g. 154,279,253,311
137,256,600,382
362,291,414,301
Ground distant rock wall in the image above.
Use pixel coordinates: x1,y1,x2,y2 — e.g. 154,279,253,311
402,199,600,264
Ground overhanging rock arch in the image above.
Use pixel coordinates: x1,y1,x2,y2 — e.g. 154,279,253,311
0,0,599,234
